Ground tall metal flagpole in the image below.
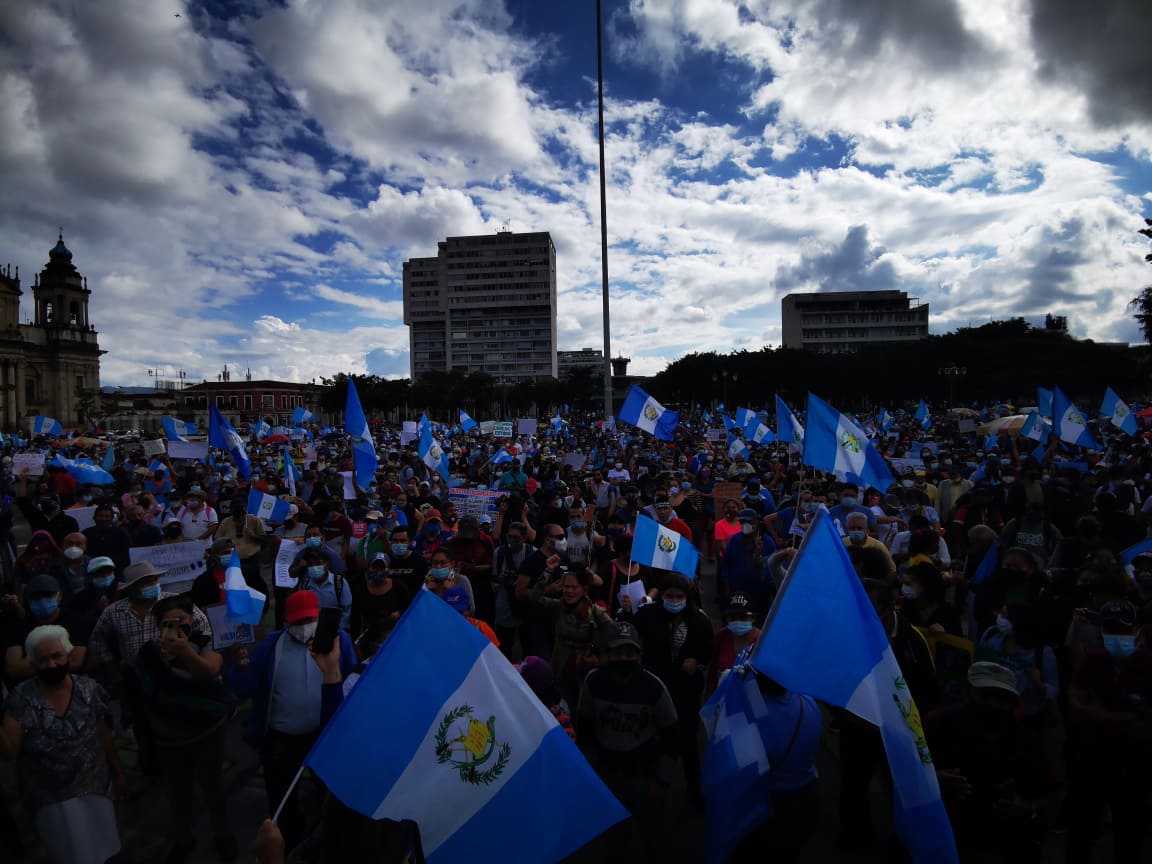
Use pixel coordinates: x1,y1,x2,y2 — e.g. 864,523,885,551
596,0,613,421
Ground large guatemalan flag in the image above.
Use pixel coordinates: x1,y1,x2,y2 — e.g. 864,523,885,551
304,590,627,863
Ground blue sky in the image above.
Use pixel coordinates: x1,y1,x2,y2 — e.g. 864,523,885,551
1,0,1149,387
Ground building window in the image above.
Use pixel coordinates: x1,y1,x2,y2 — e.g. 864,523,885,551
215,396,225,408
244,395,253,410
69,302,79,325
25,378,36,404
281,395,289,409
262,394,274,408
75,374,84,392
228,396,238,409
43,302,53,324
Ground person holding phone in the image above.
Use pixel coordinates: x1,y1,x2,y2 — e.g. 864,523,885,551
226,590,355,856
131,594,236,862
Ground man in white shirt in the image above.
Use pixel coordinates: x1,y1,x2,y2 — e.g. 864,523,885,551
174,489,218,540
607,460,631,485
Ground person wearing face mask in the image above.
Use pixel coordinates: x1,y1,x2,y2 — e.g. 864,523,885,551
14,470,79,547
828,482,877,535
88,561,212,778
67,556,117,627
216,494,269,600
81,504,132,575
719,509,777,608
2,574,89,685
350,553,410,652
576,621,678,864
123,502,163,546
513,524,569,659
899,561,963,636
50,532,90,601
0,624,125,864
447,515,495,624
842,512,897,579
924,662,1052,862
422,549,474,615
606,459,631,486
290,525,347,576
622,573,714,808
977,603,1059,729
411,508,455,560
706,593,761,695
293,549,352,632
713,498,743,563
384,526,428,596
228,590,355,855
173,488,218,541
1066,598,1151,863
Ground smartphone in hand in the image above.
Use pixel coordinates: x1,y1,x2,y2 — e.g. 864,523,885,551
311,607,343,655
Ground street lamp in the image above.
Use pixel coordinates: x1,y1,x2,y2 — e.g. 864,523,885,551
937,364,967,408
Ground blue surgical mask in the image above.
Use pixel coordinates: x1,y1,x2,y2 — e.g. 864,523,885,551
92,574,115,589
138,584,161,602
307,565,327,581
29,597,58,618
305,536,322,548
663,599,687,614
995,614,1013,635
1102,634,1137,660
570,520,586,530
901,584,920,600
727,620,753,636
391,543,409,558
805,502,819,513
430,566,452,581
840,497,857,508
848,530,867,543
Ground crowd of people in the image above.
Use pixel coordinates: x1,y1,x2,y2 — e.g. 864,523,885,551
0,400,1147,863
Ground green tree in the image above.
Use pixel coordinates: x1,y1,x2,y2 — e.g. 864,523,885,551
1129,218,1152,342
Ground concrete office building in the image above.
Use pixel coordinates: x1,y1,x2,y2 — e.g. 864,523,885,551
558,348,604,378
402,230,558,383
781,290,929,352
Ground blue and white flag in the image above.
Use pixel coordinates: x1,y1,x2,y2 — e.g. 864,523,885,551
304,590,627,863
914,400,931,431
459,410,479,433
803,393,894,491
727,434,749,462
223,550,265,625
491,448,513,466
291,406,315,425
721,413,736,432
253,419,271,440
1052,386,1099,449
700,664,818,864
702,410,713,424
208,405,251,480
33,416,62,437
877,407,893,432
50,454,114,485
735,407,757,429
345,379,378,488
743,418,775,446
101,443,116,473
775,396,804,444
247,488,290,524
619,385,680,441
632,514,699,579
419,413,432,436
161,416,197,442
1101,387,1137,436
281,445,301,497
1020,411,1050,444
750,510,957,864
420,426,450,482
1037,387,1053,419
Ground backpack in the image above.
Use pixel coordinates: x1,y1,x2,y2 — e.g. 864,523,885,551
295,570,347,610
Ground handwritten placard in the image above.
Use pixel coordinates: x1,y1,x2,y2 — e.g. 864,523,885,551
274,538,300,588
12,453,45,476
129,539,211,588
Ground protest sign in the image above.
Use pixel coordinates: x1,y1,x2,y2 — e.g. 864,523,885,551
448,487,503,518
206,603,255,650
564,452,586,470
142,439,167,457
70,506,97,532
890,458,926,475
400,421,418,445
492,421,513,439
479,421,496,435
12,452,44,476
351,520,368,540
129,540,211,590
957,419,977,433
167,440,209,460
705,427,725,444
515,418,538,435
340,471,356,499
275,538,300,588
618,580,648,610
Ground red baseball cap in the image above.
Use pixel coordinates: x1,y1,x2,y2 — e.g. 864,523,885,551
285,590,320,624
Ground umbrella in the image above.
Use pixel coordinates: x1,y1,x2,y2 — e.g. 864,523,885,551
1137,406,1152,418
947,408,980,418
976,415,1028,436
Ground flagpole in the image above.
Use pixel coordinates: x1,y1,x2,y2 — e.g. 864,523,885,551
272,764,306,824
595,0,613,422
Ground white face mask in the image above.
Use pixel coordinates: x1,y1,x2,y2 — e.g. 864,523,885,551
288,621,317,643
63,546,85,561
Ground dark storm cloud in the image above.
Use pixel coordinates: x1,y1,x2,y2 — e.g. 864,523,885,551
1029,0,1152,126
775,225,900,293
1017,217,1094,309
